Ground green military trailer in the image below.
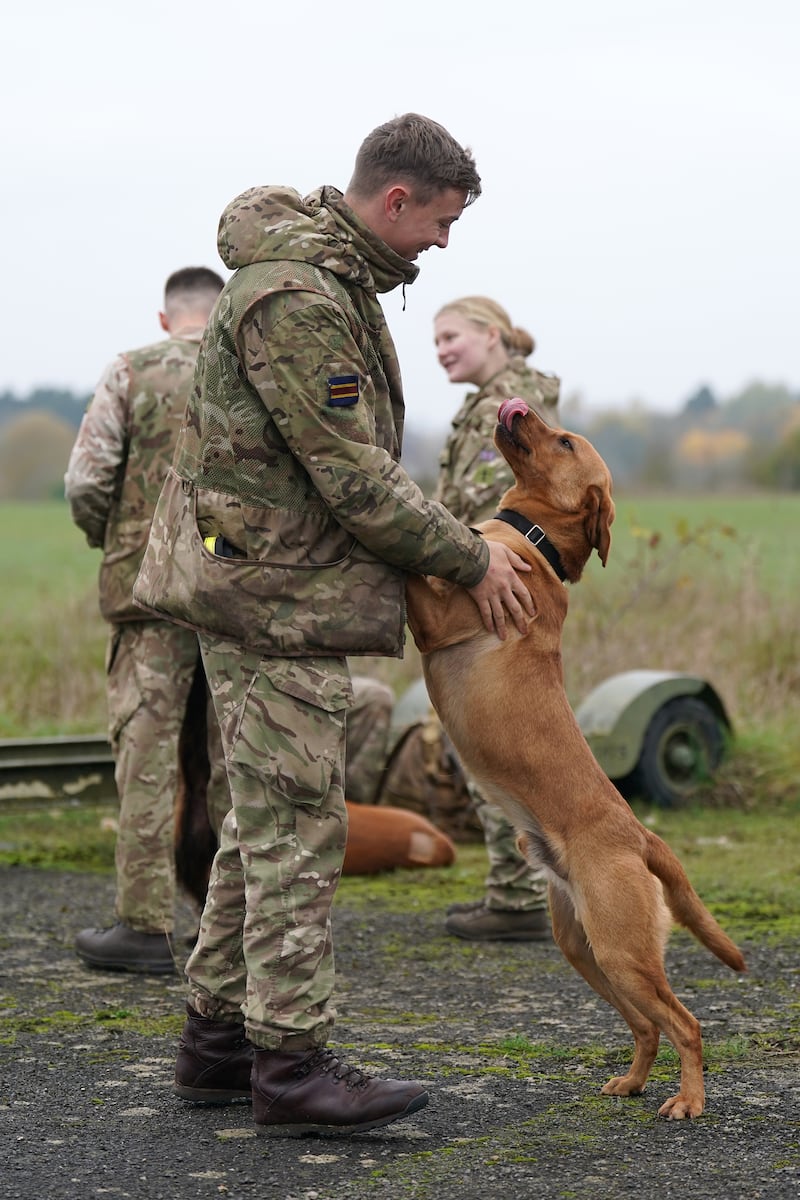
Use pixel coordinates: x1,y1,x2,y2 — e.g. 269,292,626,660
573,669,731,806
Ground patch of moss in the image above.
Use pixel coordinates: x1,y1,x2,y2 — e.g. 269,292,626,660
90,1010,183,1038
0,804,117,872
86,1048,136,1065
0,1006,182,1046
0,1009,86,1037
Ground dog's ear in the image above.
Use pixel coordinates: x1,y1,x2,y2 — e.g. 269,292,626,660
584,485,614,567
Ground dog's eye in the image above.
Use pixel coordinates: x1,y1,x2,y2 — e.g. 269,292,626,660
559,436,574,451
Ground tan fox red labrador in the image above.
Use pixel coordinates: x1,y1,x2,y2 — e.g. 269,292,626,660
406,400,746,1119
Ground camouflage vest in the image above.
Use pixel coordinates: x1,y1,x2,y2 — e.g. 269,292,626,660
133,262,412,656
99,336,200,622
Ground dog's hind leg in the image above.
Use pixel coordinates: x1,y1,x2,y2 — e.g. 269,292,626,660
596,959,705,1119
576,870,706,1119
548,883,662,1099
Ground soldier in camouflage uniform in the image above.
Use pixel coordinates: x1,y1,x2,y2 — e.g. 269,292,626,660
64,271,393,976
433,295,560,942
344,674,395,805
133,114,535,1138
65,267,229,974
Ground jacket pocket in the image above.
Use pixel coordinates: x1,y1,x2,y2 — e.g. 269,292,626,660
133,469,405,657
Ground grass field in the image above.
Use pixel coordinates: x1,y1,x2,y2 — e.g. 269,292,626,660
2,495,800,753
595,491,800,597
1,501,106,737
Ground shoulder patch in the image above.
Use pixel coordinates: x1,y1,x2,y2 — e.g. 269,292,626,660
327,374,359,407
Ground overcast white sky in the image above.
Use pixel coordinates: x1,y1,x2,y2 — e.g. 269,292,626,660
2,0,797,431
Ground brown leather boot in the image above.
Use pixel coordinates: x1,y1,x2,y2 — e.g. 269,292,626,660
252,1046,428,1137
174,1004,253,1104
445,903,552,942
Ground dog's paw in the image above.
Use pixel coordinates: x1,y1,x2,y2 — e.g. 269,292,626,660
657,1092,704,1119
600,1075,647,1098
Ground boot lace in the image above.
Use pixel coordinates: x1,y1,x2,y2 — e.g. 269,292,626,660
301,1048,370,1090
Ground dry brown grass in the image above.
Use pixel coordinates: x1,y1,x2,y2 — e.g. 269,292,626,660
1,588,107,738
4,511,799,776
563,538,800,734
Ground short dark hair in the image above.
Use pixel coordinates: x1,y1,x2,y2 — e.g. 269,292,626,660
348,113,482,207
165,267,225,300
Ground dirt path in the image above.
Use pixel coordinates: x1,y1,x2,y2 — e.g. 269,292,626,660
1,865,798,1199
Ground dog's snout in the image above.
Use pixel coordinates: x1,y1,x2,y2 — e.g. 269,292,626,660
498,398,530,430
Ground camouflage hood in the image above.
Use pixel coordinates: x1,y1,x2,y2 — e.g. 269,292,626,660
217,184,419,297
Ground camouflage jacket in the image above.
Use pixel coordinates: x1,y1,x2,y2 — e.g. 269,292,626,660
434,359,560,525
64,332,203,622
133,185,489,657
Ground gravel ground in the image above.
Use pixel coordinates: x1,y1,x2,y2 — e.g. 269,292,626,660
1,864,798,1200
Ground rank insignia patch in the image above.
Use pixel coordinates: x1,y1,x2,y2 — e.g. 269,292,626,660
327,374,360,406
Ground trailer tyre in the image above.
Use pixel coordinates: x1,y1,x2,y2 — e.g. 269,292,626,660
630,697,727,807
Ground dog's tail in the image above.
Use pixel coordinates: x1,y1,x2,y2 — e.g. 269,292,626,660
645,829,746,973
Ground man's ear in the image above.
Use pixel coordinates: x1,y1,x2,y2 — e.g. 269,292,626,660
158,311,170,333
384,185,411,223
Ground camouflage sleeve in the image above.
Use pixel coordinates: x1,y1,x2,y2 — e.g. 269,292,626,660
63,356,130,548
434,400,514,526
239,300,489,588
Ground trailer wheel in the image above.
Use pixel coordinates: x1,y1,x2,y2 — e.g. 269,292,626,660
629,697,727,807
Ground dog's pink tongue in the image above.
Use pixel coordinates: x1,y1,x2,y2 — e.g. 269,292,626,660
498,398,529,429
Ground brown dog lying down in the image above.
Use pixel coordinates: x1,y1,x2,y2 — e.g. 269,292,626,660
176,790,455,900
341,804,455,875
406,399,746,1120
174,663,455,907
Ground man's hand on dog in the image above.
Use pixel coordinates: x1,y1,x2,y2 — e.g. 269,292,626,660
468,540,534,640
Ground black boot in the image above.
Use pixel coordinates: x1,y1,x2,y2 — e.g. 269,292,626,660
174,1004,254,1104
252,1046,428,1137
75,922,175,975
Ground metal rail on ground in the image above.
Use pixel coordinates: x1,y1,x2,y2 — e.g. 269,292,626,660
0,735,116,805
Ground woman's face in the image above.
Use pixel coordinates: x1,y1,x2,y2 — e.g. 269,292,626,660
434,312,499,387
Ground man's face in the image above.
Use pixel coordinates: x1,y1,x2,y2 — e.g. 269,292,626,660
385,187,468,261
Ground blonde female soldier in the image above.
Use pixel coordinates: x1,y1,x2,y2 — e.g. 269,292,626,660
433,295,560,940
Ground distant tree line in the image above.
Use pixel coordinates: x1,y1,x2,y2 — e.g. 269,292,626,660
565,381,800,492
0,388,90,432
0,389,90,500
0,381,798,501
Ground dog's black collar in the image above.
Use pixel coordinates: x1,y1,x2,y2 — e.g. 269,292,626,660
494,509,568,582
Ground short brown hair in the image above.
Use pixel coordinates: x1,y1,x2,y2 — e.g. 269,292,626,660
165,267,225,300
348,113,482,207
164,267,224,320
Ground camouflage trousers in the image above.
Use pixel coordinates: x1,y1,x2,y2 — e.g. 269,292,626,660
186,636,354,1050
107,621,231,933
345,674,394,804
468,779,549,911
